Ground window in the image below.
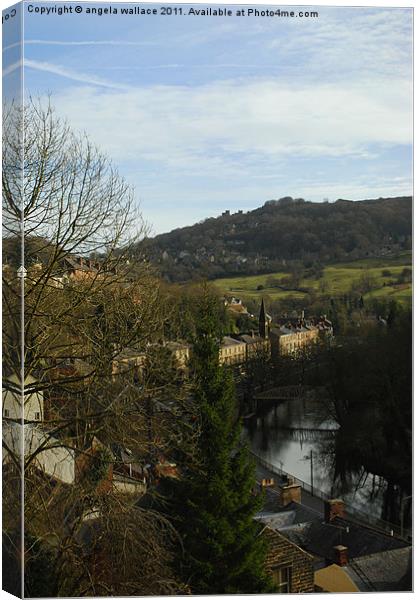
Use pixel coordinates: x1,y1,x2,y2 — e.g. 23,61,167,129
272,565,292,593
34,412,41,420
4,409,9,418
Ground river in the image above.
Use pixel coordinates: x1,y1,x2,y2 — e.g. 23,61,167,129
244,395,387,519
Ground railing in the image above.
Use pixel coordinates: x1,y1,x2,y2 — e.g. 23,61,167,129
250,451,411,541
251,451,331,502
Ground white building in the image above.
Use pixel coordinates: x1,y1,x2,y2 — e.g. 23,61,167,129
3,422,75,485
2,373,44,422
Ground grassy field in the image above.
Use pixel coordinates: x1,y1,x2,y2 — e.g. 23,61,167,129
212,252,412,302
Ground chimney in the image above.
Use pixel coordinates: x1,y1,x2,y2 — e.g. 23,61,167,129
333,545,348,567
260,478,275,488
324,499,345,522
280,481,301,506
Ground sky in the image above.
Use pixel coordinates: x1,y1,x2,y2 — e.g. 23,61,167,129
2,1,414,235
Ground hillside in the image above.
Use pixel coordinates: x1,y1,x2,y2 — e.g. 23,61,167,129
138,196,412,282
212,253,412,304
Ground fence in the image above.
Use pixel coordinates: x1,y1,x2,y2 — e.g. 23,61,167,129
250,451,411,541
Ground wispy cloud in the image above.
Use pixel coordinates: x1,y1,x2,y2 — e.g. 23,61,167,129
3,39,156,52
24,59,130,89
94,63,294,71
2,60,21,77
266,8,412,82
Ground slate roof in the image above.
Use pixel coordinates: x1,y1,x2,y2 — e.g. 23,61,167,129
287,515,409,563
345,547,413,592
259,496,321,523
221,336,245,347
256,499,410,568
238,334,266,344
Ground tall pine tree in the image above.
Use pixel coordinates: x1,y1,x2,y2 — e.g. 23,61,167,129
169,289,275,594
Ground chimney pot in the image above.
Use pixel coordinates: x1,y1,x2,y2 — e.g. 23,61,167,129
324,499,345,522
333,545,348,567
261,478,275,488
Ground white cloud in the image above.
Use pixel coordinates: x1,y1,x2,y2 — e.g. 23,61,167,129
48,76,412,169
267,8,412,81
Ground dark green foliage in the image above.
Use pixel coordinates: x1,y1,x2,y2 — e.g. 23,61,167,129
162,282,232,342
169,289,275,594
2,531,59,598
312,304,411,522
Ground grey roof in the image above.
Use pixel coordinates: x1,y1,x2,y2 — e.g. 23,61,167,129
221,336,245,347
239,334,266,344
271,326,294,336
279,514,409,563
345,547,412,592
256,499,410,565
259,494,321,522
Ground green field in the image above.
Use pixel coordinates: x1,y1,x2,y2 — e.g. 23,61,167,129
213,253,412,303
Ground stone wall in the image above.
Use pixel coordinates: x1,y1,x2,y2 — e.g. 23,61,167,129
263,527,314,593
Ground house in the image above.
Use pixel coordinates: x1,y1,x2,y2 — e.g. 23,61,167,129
344,546,412,592
256,302,332,359
269,323,319,358
219,336,247,366
314,563,359,592
3,373,44,422
111,347,146,380
237,333,270,360
61,255,101,282
262,526,315,593
224,295,250,316
165,341,191,371
256,485,412,593
3,422,75,485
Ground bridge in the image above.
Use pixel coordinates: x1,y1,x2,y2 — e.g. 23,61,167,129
252,385,328,410
254,384,314,401
275,426,337,442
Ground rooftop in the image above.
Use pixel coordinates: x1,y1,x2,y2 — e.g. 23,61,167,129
345,547,412,592
256,499,410,569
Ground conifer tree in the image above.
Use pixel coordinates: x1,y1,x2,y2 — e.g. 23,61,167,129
170,289,275,594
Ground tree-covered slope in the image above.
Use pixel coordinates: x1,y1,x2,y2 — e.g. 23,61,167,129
138,196,412,282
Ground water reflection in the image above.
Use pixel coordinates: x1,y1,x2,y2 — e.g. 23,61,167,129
245,396,385,517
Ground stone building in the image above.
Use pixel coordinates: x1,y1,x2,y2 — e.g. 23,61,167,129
256,483,412,593
219,336,247,366
257,301,332,359
269,323,318,358
262,527,315,593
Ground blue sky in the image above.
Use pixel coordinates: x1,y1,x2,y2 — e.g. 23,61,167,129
2,2,413,234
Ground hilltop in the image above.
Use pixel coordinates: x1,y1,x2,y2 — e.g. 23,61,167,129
137,196,412,282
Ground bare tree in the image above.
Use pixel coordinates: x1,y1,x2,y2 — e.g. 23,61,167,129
3,99,193,596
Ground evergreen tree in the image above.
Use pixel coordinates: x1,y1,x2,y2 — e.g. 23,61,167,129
169,289,275,594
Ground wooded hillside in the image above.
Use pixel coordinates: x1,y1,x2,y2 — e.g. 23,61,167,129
138,196,412,282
